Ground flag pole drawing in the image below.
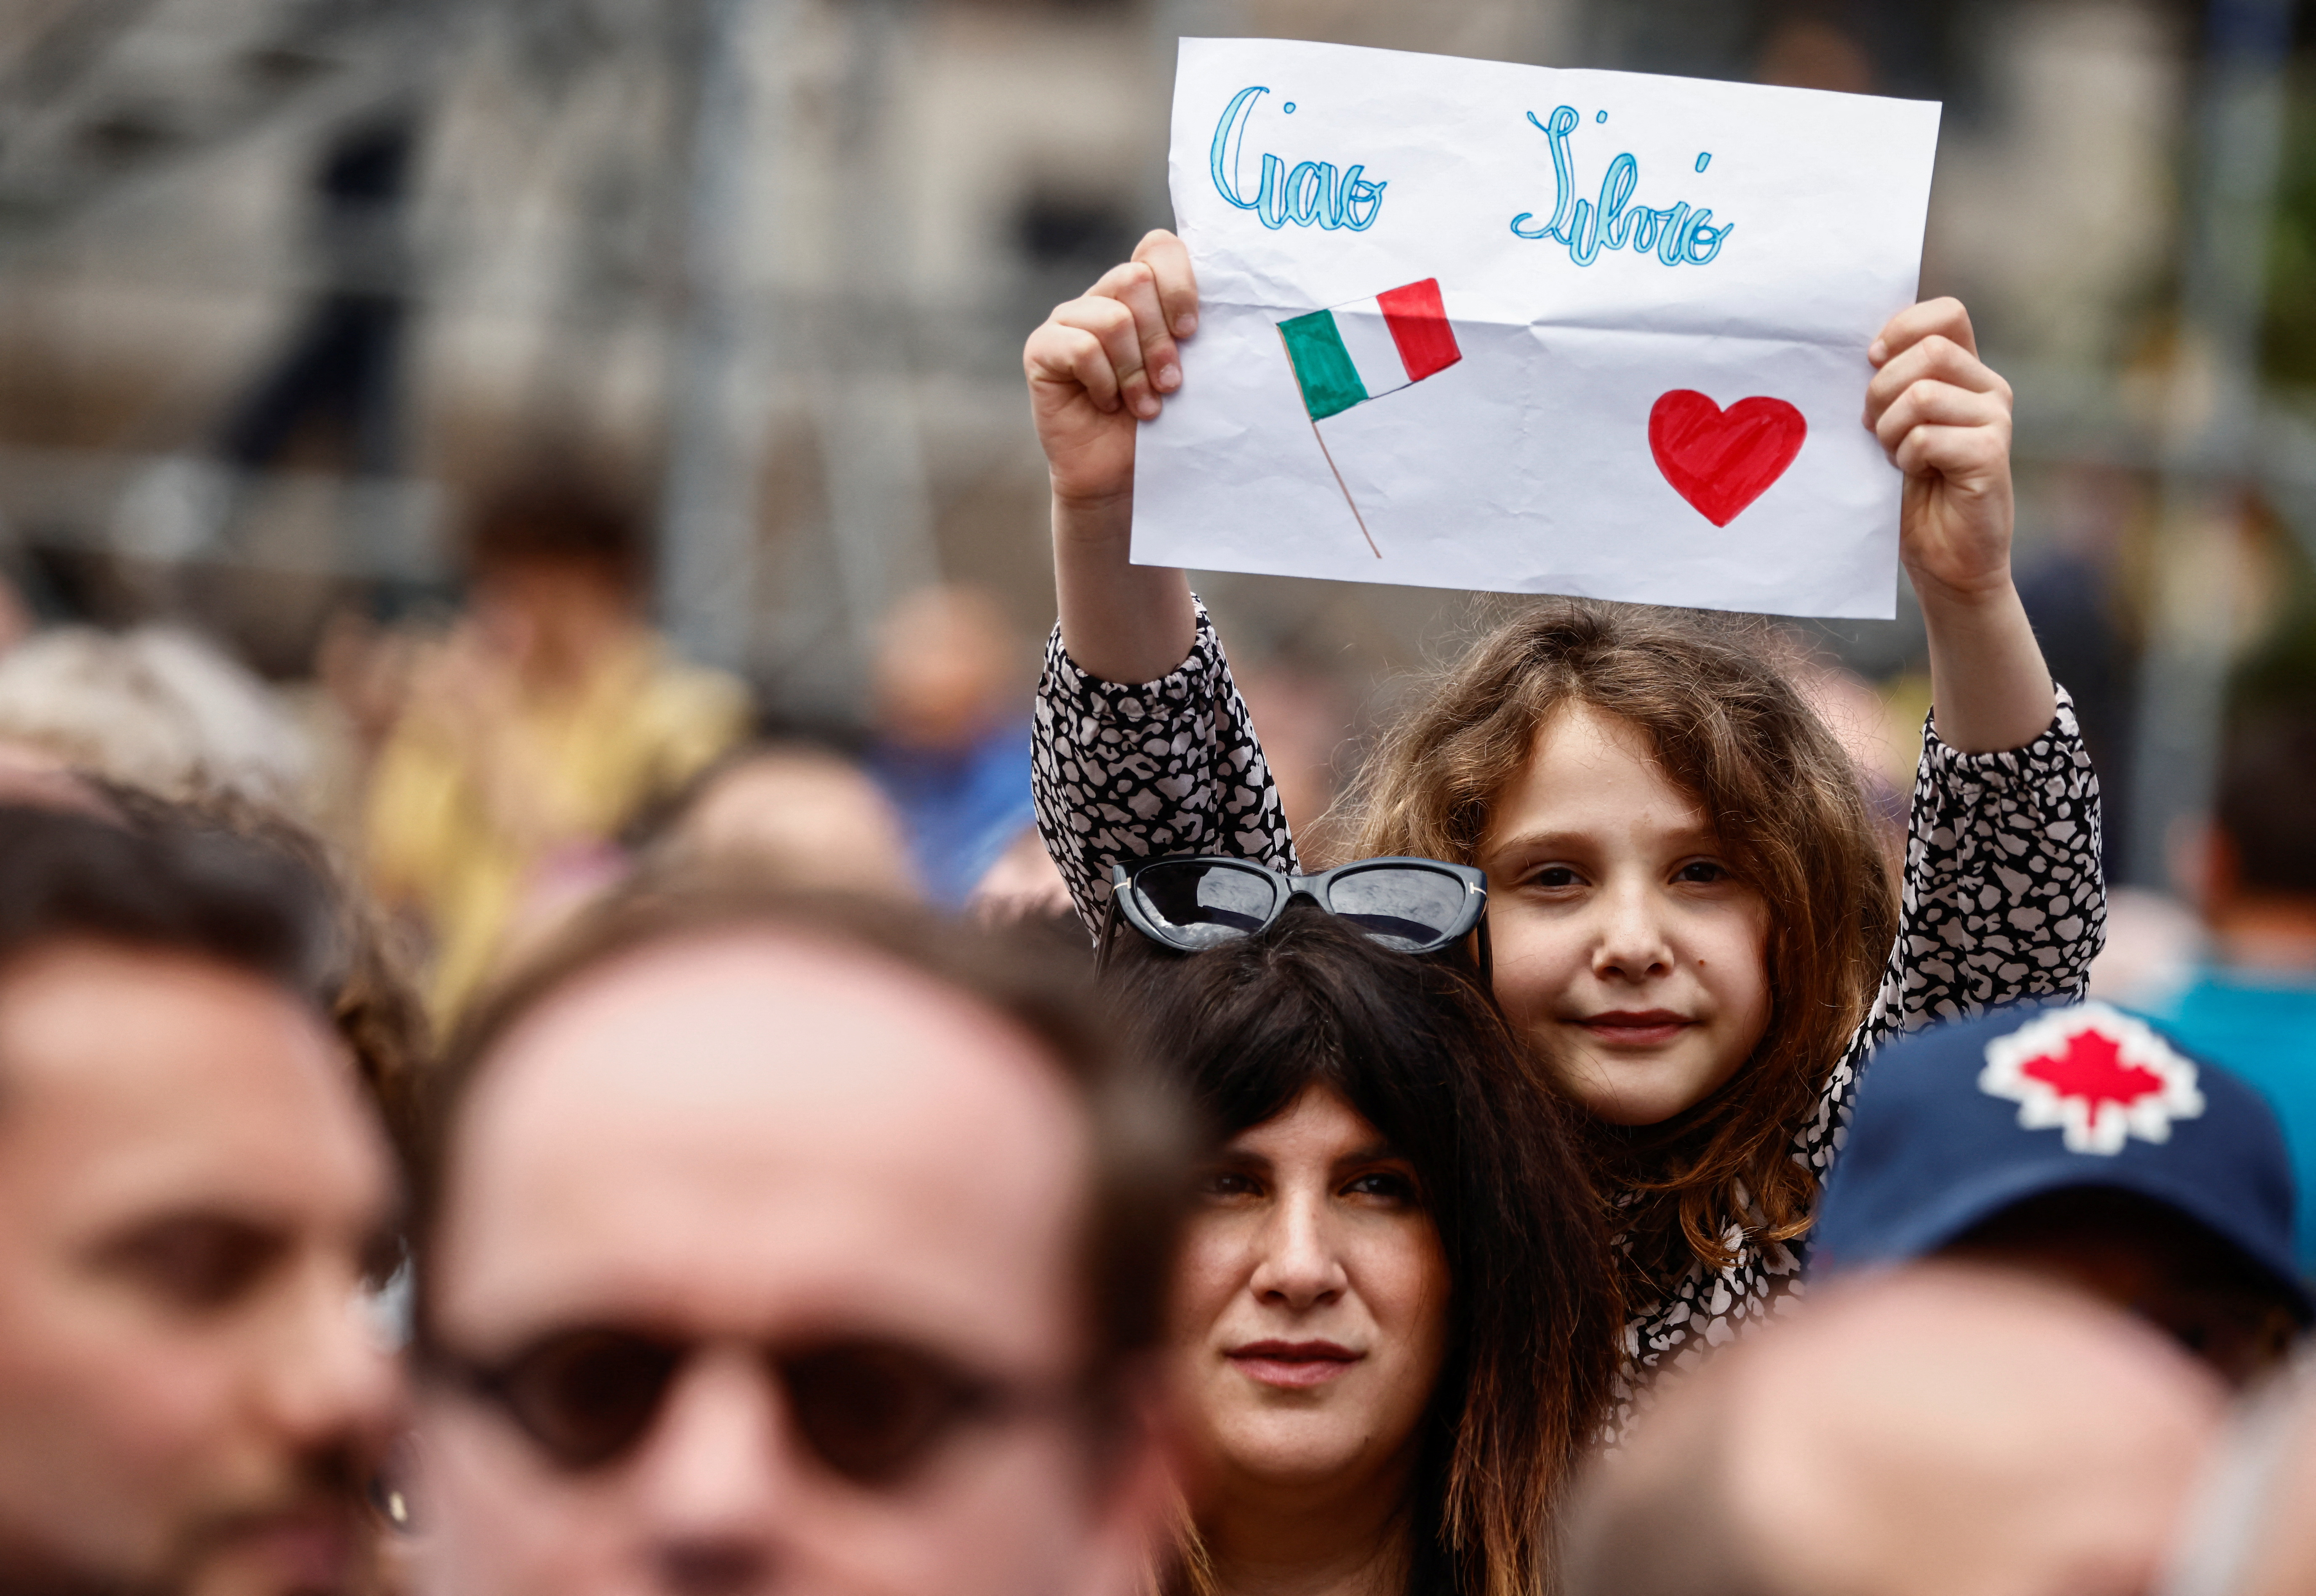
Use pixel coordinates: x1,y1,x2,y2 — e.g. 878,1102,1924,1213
1277,278,1462,558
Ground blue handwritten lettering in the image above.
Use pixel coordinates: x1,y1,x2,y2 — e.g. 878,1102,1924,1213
1210,85,1266,208
1253,152,1286,227
1510,106,1734,267
1653,202,1692,265
1286,160,1330,226
1339,166,1384,228
1508,107,1580,241
1209,86,1385,232
1684,210,1733,262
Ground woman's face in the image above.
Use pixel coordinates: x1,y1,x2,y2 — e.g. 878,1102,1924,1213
1476,702,1774,1127
1169,1084,1451,1500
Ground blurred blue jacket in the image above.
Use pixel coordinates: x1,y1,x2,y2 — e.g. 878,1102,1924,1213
869,720,1035,908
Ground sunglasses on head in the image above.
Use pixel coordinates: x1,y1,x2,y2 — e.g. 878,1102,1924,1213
426,1327,1057,1486
1097,854,1490,976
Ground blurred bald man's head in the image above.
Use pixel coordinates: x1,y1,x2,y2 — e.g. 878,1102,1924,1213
408,885,1182,1596
1564,1266,2227,1596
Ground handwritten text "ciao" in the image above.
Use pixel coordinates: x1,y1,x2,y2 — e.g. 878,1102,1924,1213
1512,107,1733,267
1209,85,1387,232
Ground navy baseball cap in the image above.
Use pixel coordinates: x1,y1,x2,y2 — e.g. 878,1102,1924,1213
1811,1000,2311,1318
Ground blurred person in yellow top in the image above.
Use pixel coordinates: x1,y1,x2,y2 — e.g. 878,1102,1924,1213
364,474,748,1018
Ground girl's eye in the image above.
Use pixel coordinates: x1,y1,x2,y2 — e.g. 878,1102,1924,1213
1674,859,1730,884
1525,865,1582,889
1343,1171,1419,1205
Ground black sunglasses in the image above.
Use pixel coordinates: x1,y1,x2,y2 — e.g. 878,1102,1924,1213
425,1328,1055,1486
1098,854,1489,976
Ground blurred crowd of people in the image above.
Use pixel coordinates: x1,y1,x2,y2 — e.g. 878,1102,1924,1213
1,466,1085,1029
0,447,2312,1596
0,245,2313,1596
4,0,2315,1586
2,601,2315,1596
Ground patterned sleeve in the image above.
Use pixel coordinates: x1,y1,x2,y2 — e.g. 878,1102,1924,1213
1031,598,1299,932
1877,683,2107,1036
1790,685,2106,1209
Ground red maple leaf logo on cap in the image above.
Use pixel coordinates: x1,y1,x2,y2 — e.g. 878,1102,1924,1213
1979,1003,2204,1156
2017,1029,2165,1113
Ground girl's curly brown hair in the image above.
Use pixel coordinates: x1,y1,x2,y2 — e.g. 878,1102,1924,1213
1316,598,1898,1289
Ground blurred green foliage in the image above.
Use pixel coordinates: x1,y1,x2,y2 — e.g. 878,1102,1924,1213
2229,537,2316,720
2264,61,2316,386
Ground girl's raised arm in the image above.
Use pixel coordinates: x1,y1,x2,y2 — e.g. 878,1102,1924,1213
1024,229,1201,686
1024,231,1299,930
1865,298,2057,753
1830,298,2102,1049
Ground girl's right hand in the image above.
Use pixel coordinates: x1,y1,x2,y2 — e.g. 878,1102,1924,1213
1023,230,1200,507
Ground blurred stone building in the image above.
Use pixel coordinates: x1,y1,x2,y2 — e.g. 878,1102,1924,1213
0,0,2263,743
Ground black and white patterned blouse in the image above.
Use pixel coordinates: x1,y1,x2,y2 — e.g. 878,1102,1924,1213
1032,599,2105,1420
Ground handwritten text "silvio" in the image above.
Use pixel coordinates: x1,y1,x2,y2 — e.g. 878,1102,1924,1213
1511,106,1733,267
1210,85,1386,232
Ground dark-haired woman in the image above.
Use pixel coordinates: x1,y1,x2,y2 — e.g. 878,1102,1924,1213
1106,892,1623,1596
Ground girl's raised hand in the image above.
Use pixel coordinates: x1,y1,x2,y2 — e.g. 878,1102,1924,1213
1023,230,1200,508
1864,298,2017,604
1864,298,2054,752
1027,231,1201,684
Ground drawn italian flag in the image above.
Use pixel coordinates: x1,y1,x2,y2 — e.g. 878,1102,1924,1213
1275,278,1461,558
1278,278,1462,422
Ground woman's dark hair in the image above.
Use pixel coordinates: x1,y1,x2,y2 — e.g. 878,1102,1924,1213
1110,904,1623,1596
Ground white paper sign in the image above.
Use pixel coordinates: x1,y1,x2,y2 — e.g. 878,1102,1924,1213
1133,38,1942,619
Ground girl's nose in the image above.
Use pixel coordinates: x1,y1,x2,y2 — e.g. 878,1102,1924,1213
1590,878,1676,982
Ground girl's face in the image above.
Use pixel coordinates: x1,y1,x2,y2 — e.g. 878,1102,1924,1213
1169,1084,1450,1502
1476,702,1773,1126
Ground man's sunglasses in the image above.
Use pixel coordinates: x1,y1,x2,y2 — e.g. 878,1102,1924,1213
1098,854,1489,976
425,1327,1057,1486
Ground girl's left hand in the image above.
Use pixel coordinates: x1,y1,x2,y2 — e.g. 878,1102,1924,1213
1866,297,2054,753
1865,298,2016,606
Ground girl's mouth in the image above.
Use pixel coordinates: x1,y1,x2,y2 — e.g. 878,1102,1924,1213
1574,1010,1696,1047
1228,1339,1363,1389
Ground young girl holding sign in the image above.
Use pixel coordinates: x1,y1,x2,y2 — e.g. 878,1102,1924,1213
1024,231,2103,1427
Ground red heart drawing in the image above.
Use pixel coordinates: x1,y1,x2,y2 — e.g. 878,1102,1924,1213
1649,391,1808,527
